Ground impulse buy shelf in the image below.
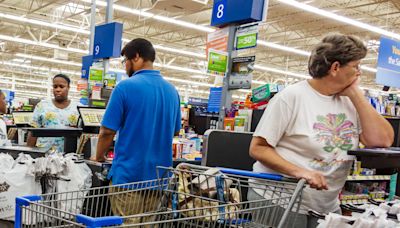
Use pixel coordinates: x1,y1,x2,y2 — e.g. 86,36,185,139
348,147,400,169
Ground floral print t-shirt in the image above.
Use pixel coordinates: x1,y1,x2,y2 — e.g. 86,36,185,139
30,99,80,152
252,80,361,214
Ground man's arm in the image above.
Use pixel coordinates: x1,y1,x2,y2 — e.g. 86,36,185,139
250,136,328,190
340,79,394,147
95,126,116,162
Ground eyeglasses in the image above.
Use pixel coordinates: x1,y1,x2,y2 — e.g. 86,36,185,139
351,64,361,72
344,63,361,72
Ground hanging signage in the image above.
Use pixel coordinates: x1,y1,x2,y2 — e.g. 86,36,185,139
252,84,270,103
104,72,117,88
210,0,266,27
235,25,259,50
207,87,223,113
376,36,400,88
207,49,228,76
77,79,88,91
188,97,209,107
93,22,123,60
206,27,229,58
229,56,255,89
81,55,93,79
2,90,14,102
89,68,104,82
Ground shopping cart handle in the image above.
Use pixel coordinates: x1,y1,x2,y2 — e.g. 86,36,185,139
219,167,288,181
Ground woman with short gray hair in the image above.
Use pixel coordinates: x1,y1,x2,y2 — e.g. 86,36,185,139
248,34,394,228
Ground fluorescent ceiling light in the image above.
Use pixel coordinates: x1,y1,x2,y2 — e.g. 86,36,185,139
11,58,31,64
156,63,203,74
238,89,251,93
277,0,400,40
0,12,90,35
2,61,81,76
80,0,215,33
191,75,209,79
16,53,82,67
0,34,88,54
257,40,311,56
164,77,213,87
361,65,377,73
153,45,206,59
254,65,311,79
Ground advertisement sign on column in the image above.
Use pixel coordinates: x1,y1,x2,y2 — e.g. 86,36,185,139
89,68,104,83
229,56,255,89
207,49,228,77
376,36,400,88
206,27,229,55
235,25,258,50
104,72,117,88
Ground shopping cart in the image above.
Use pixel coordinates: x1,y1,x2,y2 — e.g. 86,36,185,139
14,163,306,228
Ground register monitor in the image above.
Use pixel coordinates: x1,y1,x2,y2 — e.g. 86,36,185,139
78,107,106,127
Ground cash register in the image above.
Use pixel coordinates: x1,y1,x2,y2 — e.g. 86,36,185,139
77,106,106,158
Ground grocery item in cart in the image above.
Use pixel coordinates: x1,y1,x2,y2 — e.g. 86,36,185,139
175,166,240,221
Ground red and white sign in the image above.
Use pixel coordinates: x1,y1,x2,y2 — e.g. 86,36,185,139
206,27,229,56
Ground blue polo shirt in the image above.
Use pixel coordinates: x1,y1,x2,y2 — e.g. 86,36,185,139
102,69,181,184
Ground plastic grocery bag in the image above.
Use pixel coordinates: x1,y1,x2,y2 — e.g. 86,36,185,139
0,153,14,173
0,154,41,222
56,156,92,218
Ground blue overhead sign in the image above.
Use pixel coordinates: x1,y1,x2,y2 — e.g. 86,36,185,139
210,0,266,27
376,37,400,88
81,55,93,79
93,22,123,60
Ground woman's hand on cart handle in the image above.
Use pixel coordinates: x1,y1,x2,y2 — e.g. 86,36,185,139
294,169,328,190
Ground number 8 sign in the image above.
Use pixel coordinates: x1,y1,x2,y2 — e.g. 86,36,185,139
210,0,265,28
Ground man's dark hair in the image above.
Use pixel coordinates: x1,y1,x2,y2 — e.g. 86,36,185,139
121,38,156,62
308,34,367,78
53,74,71,85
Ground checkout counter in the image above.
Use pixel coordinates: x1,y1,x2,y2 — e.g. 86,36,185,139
0,105,200,188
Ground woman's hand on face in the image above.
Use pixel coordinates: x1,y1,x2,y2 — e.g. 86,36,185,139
294,169,328,190
338,77,361,98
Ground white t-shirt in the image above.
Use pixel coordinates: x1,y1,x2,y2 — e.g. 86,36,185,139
252,80,361,214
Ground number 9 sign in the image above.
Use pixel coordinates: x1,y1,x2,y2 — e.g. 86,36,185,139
94,45,100,56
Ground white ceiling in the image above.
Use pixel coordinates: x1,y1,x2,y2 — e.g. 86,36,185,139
0,0,399,100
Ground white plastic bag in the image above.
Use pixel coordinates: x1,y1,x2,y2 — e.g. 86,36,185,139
0,153,14,173
56,158,92,217
316,213,353,228
0,154,41,222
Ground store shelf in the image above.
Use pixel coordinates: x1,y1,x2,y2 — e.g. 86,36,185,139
340,199,368,205
340,198,385,205
346,175,391,181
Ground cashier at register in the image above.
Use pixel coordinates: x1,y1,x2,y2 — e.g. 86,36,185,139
27,74,80,152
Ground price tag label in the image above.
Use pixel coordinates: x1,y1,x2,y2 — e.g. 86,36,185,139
235,25,258,50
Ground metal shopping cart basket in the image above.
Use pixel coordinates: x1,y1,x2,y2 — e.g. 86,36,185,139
14,163,306,228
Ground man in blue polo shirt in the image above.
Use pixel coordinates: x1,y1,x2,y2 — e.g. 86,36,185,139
94,38,181,222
